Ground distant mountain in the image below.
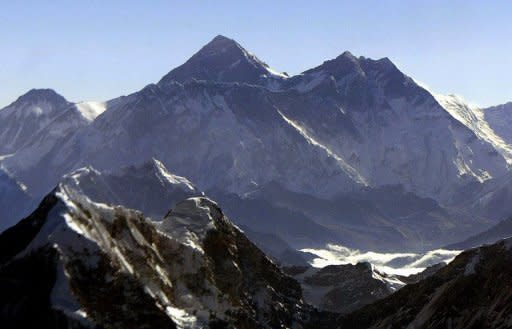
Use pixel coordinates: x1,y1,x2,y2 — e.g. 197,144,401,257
446,216,512,250
484,101,512,145
0,184,318,328
5,35,508,201
159,35,288,86
0,89,106,199
0,35,509,252
0,89,106,156
220,183,490,251
435,94,512,163
0,89,71,154
433,96,512,221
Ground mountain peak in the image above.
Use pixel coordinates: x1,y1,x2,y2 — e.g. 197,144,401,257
15,88,68,107
158,35,286,85
0,87,70,121
208,34,239,47
339,50,357,59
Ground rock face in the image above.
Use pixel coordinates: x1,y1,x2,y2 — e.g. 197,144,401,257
61,159,200,219
0,167,35,232
435,94,512,163
283,263,398,314
0,185,317,329
0,89,71,154
484,102,512,145
337,239,512,328
159,35,288,86
0,89,106,156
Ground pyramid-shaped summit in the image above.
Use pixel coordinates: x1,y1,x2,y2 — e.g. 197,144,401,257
8,88,69,110
158,35,285,85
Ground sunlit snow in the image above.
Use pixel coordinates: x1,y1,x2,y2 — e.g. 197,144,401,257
75,101,107,122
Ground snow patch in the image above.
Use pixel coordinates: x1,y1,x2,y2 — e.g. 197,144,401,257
152,158,196,191
164,306,198,329
159,197,218,254
75,101,106,122
277,110,367,185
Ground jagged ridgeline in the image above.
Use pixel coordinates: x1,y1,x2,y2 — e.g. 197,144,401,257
2,183,512,328
3,35,512,251
0,184,322,328
2,34,512,329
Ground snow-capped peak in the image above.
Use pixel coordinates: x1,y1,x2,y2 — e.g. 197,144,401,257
11,88,69,108
159,197,220,253
434,92,512,163
1,88,69,116
158,35,287,85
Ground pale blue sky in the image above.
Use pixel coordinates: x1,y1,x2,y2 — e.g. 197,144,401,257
1,1,511,108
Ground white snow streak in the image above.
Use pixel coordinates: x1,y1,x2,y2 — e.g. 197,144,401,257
277,110,367,185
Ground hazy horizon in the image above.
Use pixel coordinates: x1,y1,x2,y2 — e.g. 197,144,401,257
1,1,511,108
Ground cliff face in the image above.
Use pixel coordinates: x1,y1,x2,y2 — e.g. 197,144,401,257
337,239,512,329
0,185,317,329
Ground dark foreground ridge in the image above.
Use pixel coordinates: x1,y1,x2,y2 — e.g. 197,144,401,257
2,183,512,328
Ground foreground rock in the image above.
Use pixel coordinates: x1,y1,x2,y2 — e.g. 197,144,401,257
0,185,319,329
336,239,512,328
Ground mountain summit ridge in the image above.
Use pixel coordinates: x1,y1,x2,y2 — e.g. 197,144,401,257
158,34,287,86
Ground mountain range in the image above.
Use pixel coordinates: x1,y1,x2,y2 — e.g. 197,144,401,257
2,35,512,252
2,34,512,328
2,182,512,328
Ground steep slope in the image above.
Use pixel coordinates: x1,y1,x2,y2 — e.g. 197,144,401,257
484,102,512,145
44,160,315,266
61,158,200,219
466,173,512,221
7,79,359,199
435,94,512,163
446,216,512,250
159,35,287,86
0,167,35,232
0,90,106,157
0,89,106,197
337,239,512,328
0,89,71,154
0,185,319,329
276,53,508,203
